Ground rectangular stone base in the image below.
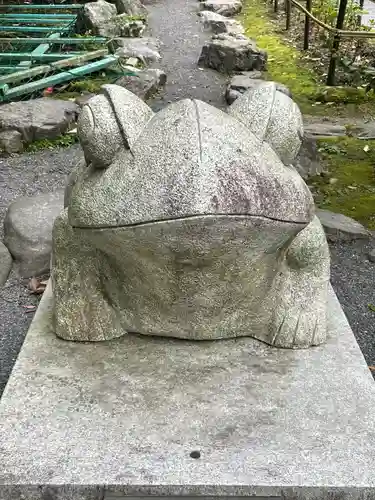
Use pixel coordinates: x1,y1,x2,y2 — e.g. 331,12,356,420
1,285,375,500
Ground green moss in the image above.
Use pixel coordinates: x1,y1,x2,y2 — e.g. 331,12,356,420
239,0,375,117
56,67,133,99
51,92,81,101
308,137,375,228
26,133,78,153
66,77,109,94
239,0,375,228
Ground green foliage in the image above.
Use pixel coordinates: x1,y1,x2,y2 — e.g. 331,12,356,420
311,0,364,32
59,66,133,95
26,133,78,152
239,0,375,117
69,33,103,51
308,137,375,228
339,56,375,92
67,77,108,93
240,0,322,113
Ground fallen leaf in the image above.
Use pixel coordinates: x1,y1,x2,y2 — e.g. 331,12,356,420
368,303,375,312
364,144,370,152
23,305,36,313
369,366,375,371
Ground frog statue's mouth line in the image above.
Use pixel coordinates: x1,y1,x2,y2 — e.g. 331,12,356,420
71,212,311,231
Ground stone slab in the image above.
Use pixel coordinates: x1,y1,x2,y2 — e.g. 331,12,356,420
0,284,375,499
316,208,371,242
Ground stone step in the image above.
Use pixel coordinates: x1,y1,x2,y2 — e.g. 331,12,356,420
303,116,375,139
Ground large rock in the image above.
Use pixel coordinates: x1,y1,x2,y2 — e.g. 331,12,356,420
4,191,64,277
316,209,371,242
198,34,267,73
113,0,146,15
198,10,244,34
0,241,12,285
79,0,116,34
293,136,323,179
200,0,242,16
356,122,375,139
225,73,290,104
0,99,78,144
98,15,145,37
0,129,23,154
116,66,166,101
113,37,161,64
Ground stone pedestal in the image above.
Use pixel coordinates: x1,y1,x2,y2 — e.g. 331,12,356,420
1,284,375,500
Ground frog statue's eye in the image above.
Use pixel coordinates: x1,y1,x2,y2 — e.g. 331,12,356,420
228,82,303,166
78,94,125,169
77,84,154,170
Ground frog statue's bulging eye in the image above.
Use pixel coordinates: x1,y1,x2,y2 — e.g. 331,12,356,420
228,82,303,166
77,94,124,170
76,84,155,171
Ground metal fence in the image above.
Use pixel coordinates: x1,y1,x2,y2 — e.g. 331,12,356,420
272,0,375,85
0,3,122,101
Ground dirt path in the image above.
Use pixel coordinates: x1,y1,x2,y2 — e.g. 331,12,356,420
146,0,227,110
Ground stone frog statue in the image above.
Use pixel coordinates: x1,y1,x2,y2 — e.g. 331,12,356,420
52,82,330,348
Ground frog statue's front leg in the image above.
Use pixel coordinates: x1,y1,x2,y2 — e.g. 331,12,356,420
51,208,124,341
228,83,330,348
258,216,330,349
52,84,155,341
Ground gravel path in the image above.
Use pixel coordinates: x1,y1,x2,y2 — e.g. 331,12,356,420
0,0,374,397
330,241,375,369
0,146,83,395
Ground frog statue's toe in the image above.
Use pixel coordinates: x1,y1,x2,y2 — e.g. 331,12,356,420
52,83,330,347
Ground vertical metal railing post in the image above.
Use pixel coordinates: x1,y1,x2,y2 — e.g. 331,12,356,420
303,0,312,49
327,0,348,85
286,0,291,29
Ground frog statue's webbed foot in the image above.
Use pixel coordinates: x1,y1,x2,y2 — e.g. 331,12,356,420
266,216,330,348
